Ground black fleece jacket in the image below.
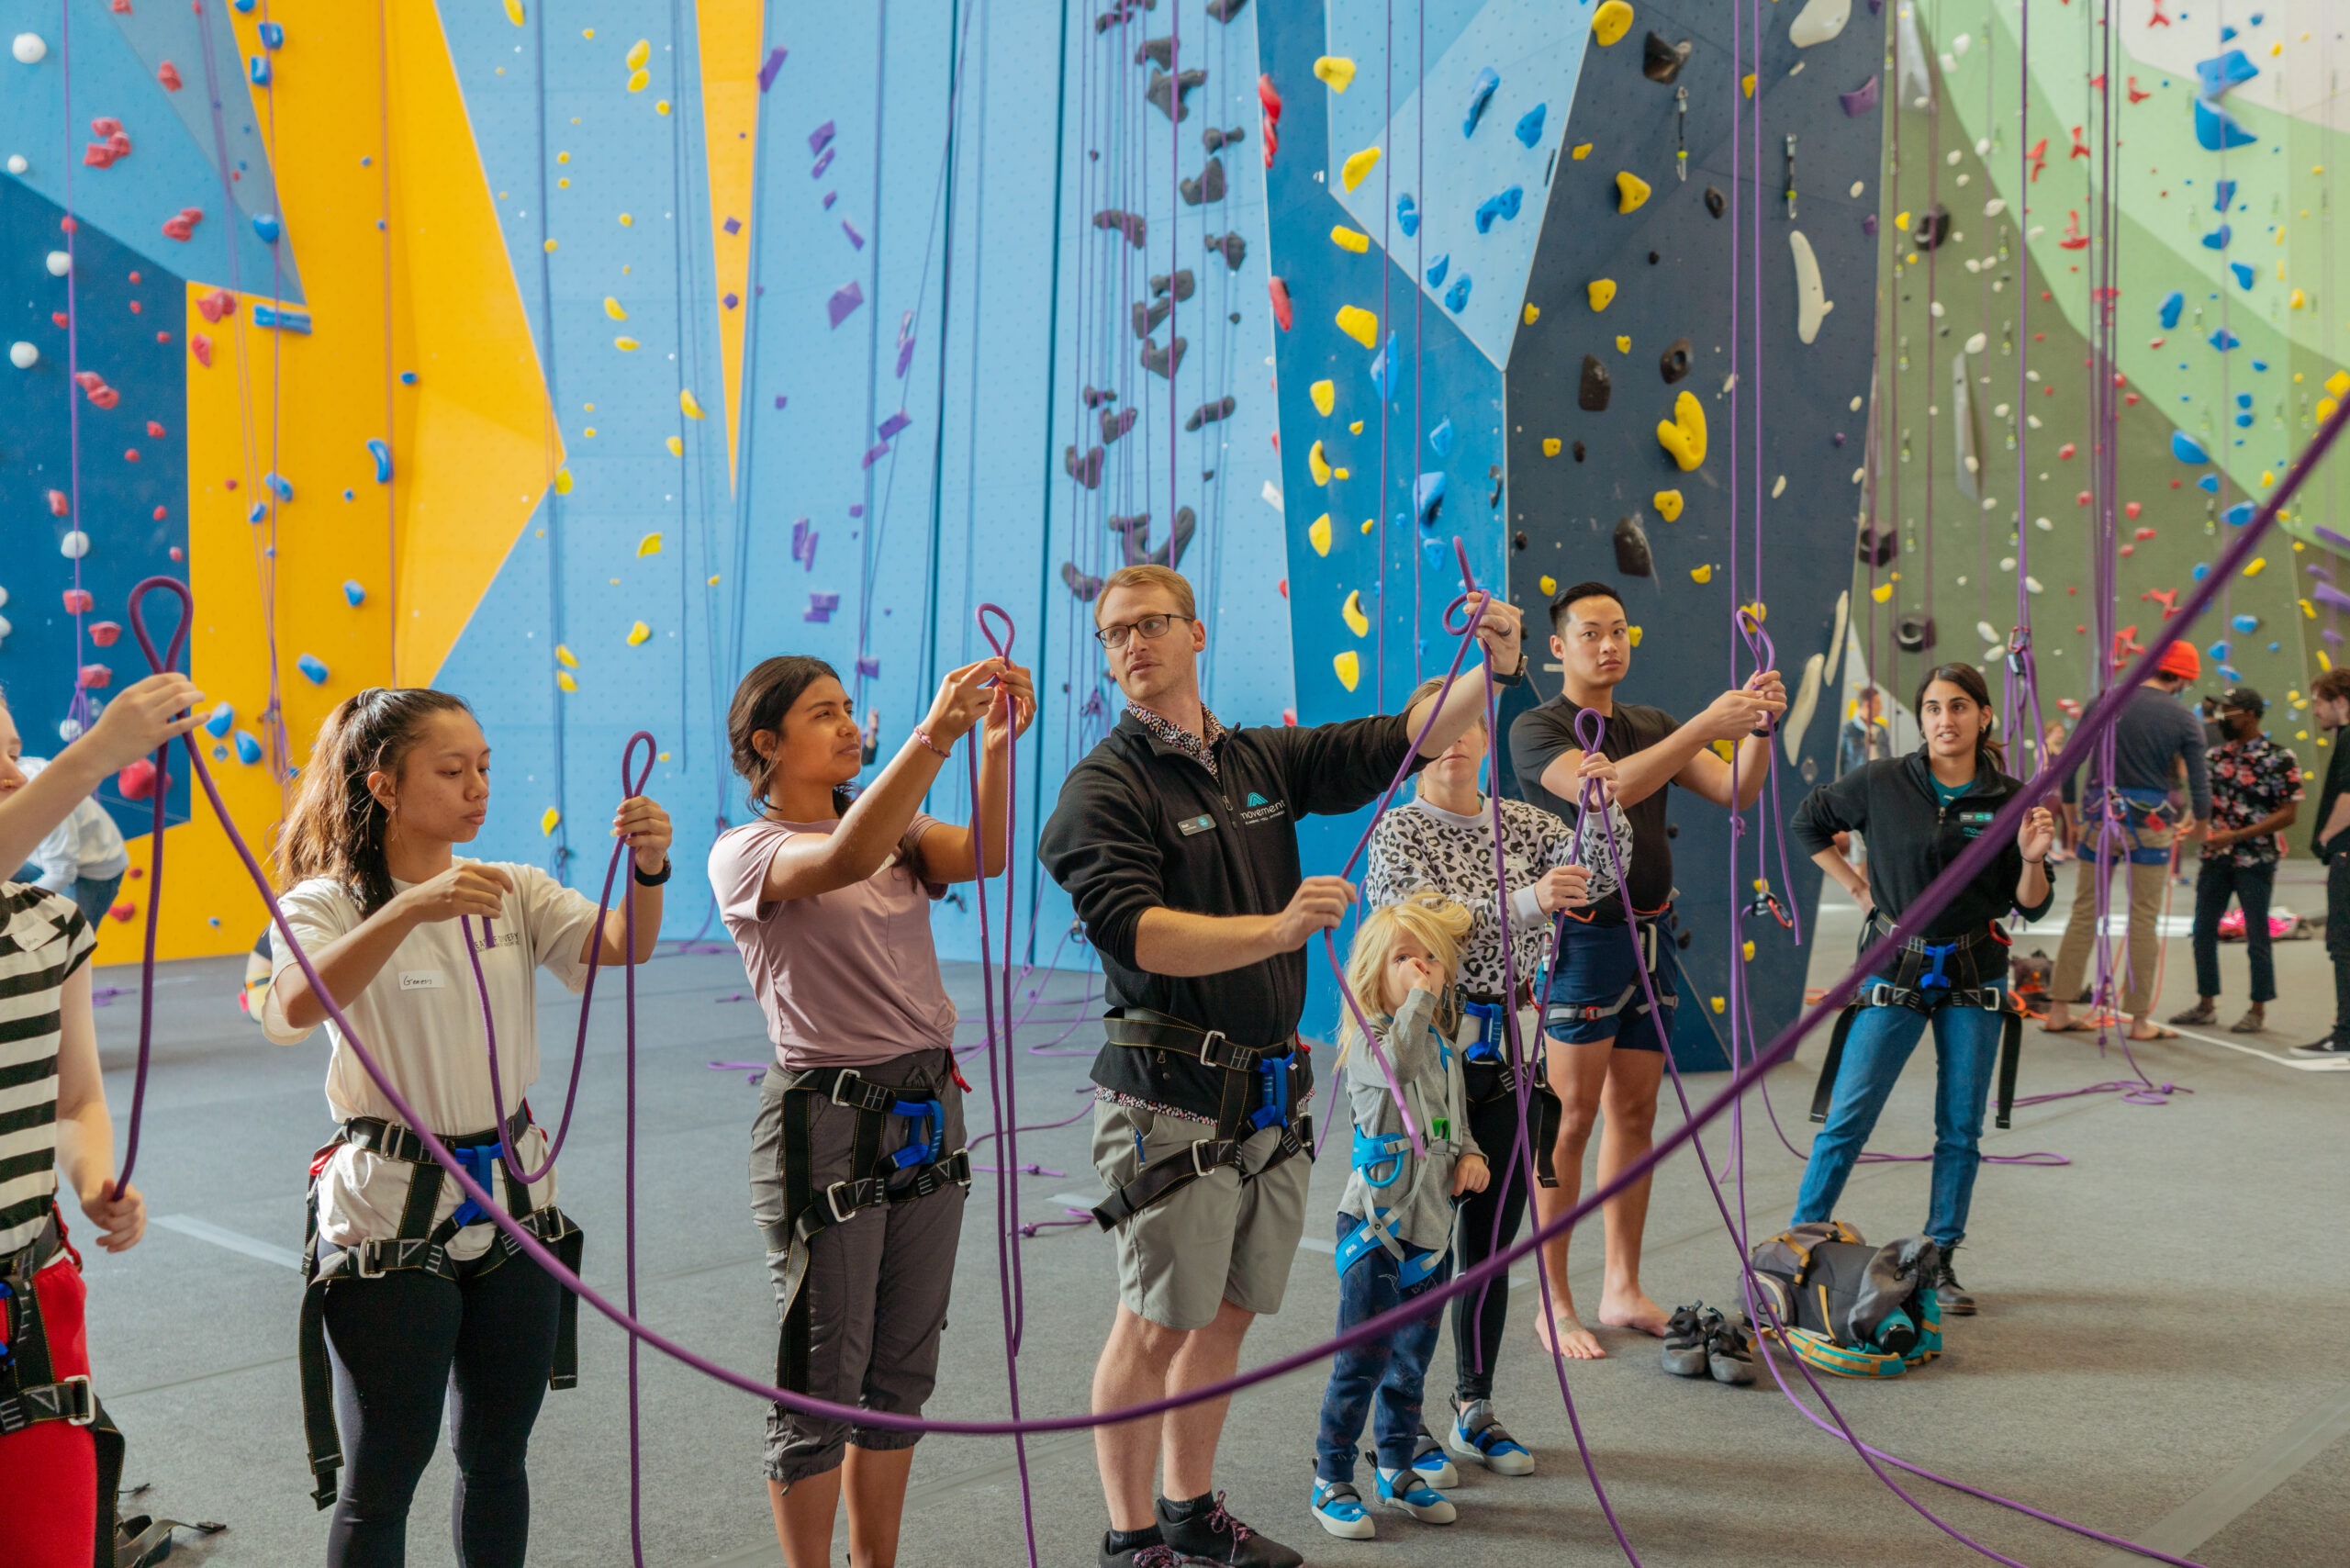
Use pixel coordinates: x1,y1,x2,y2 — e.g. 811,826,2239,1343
1039,709,1427,1117
1791,751,2053,940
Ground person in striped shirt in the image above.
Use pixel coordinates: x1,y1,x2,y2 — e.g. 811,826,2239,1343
0,670,204,1567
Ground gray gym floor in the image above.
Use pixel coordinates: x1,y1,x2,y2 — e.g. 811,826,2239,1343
84,861,2349,1565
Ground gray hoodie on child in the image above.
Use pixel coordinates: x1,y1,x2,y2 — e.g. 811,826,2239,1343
1337,984,1483,1262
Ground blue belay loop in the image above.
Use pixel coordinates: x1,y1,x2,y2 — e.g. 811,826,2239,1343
1350,1126,1411,1188
446,1141,505,1229
1248,1047,1296,1133
1915,940,1960,991
886,1099,946,1171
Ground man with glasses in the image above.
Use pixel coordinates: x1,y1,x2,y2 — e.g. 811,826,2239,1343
1040,564,1526,1568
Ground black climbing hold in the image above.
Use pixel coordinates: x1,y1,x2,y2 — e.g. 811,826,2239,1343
1203,124,1247,152
1135,36,1174,70
1060,561,1104,601
1150,269,1197,300
1203,231,1247,270
1578,354,1613,412
1092,209,1147,248
1704,186,1726,218
1147,68,1208,123
1914,204,1953,251
1111,507,1198,569
1102,406,1138,444
1226,311,1240,324
1065,443,1105,489
1180,155,1226,206
1206,0,1248,20
1854,524,1896,567
1140,335,1187,379
1513,531,1529,552
1572,441,1587,462
1659,336,1692,384
1642,33,1692,84
1183,394,1237,431
1082,385,1118,409
1132,297,1171,338
1895,613,1935,654
1647,251,1660,264
1612,514,1654,577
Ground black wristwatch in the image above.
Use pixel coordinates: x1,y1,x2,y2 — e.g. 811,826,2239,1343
1491,650,1528,688
632,857,673,887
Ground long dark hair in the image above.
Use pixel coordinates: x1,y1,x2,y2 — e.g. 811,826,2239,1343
276,688,476,916
726,655,856,817
1911,662,2007,770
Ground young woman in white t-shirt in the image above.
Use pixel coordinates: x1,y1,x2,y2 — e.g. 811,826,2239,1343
263,687,670,1568
711,652,1031,1568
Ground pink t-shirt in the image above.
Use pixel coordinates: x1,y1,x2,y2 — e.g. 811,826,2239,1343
709,814,957,1068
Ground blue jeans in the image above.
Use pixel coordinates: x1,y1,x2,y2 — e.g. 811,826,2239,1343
1314,1216,1449,1483
1791,977,2004,1249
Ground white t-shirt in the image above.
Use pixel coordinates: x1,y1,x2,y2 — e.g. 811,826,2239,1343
17,756,131,889
263,860,601,1260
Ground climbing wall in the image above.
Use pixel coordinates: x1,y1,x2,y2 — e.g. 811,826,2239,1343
1858,0,2350,777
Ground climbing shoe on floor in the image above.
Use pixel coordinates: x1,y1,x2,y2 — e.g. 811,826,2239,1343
1661,1304,1714,1376
2168,1001,2216,1025
1443,1397,1535,1476
1374,1466,1458,1526
1708,1313,1758,1385
1404,1427,1459,1488
2289,1036,2350,1058
1308,1478,1375,1540
2230,1007,2266,1034
1931,1254,1977,1316
1157,1493,1304,1568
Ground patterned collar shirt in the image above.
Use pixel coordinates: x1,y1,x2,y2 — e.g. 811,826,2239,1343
2204,733,2305,868
1124,700,1225,781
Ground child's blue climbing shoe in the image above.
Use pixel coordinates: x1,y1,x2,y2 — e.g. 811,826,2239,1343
1309,1477,1375,1540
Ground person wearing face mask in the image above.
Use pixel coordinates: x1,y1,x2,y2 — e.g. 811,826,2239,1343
1791,663,2056,1315
2171,687,2300,1036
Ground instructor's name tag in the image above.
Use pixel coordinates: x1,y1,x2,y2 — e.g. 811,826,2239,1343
1175,813,1216,836
398,970,446,991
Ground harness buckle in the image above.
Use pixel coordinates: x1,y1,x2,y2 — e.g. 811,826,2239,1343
1185,1139,1221,1178
353,1241,388,1281
821,1181,858,1226
1864,983,1898,1008
1197,1030,1253,1071
829,1069,867,1107
60,1373,94,1426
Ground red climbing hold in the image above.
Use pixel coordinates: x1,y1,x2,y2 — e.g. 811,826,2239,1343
88,622,120,648
50,311,67,329
2068,125,2091,160
146,420,165,438
2057,442,2076,459
157,60,181,91
84,117,132,168
196,287,235,322
2076,490,2092,508
190,333,212,367
2126,501,2143,519
73,370,120,409
117,758,159,802
124,449,140,463
62,589,94,615
77,665,112,690
160,206,202,241
1259,73,1281,168
2127,75,2150,105
45,490,68,517
2026,138,2048,182
1268,276,1293,331
2058,210,2089,250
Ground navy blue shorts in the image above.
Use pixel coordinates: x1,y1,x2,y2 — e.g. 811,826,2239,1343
1542,913,1675,1052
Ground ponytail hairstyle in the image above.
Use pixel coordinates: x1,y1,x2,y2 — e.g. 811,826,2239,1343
726,655,856,818
275,688,477,916
1910,662,2007,771
1335,890,1473,1068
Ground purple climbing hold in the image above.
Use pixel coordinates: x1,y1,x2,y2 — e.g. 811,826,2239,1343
758,46,789,93
1839,75,1879,116
856,655,880,678
1862,212,1878,236
723,292,740,309
804,592,841,623
860,442,891,469
878,410,911,441
843,219,866,249
723,216,743,236
810,120,836,156
811,145,836,179
828,281,864,328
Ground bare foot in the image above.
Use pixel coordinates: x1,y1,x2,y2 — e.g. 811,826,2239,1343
1597,1290,1673,1338
1534,1310,1606,1361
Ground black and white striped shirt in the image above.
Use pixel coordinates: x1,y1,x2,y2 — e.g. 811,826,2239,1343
0,884,98,1257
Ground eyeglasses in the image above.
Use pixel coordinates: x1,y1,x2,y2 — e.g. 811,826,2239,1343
1094,612,1194,649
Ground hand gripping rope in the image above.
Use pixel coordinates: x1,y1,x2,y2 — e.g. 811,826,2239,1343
115,382,2347,1553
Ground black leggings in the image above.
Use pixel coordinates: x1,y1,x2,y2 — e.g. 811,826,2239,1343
1450,1083,1537,1404
321,1252,562,1567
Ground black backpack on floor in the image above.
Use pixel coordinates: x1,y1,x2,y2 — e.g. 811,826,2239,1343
1743,1221,1943,1378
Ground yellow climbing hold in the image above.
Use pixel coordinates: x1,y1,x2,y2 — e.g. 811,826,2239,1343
1616,172,1651,213
1657,389,1707,470
1539,575,1558,596
1342,590,1371,637
1333,467,1351,480
679,388,704,420
541,807,561,834
1587,277,1617,311
1523,303,1541,324
1334,649,1362,690
666,435,684,457
656,100,671,116
2321,398,2341,422
556,670,579,693
1335,305,1379,348
2261,469,2277,487
553,467,574,495
1340,147,1382,192
1570,142,1592,161
1331,225,1371,253
1616,334,1631,353
2290,288,2308,309
1314,55,1358,93
636,532,663,556
1711,995,1727,1014
1310,379,1336,416
1360,517,1376,534
543,239,559,252
2302,599,2319,620
2244,557,2267,577
604,297,628,319
614,336,640,352
555,644,578,668
1742,939,1756,962
1543,438,1562,457
1653,488,1684,521
1309,514,1333,556
628,69,649,93
1310,441,1334,485
1690,564,1713,584
1592,0,1635,48
1894,211,1912,231
504,0,525,27
627,620,651,645
619,213,634,227
1628,626,1643,646
1741,73,1756,98
1348,421,1363,435
2328,370,2350,398
1871,582,1894,603
626,38,650,70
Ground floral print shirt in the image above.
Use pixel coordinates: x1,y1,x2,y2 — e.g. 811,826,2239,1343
1125,700,1225,781
2203,734,2304,868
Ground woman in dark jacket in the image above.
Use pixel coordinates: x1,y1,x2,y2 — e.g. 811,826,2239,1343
1789,663,2055,1316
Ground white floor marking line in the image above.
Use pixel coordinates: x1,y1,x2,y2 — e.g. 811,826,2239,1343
2165,1023,2350,1072
2090,1387,2350,1566
153,1214,303,1271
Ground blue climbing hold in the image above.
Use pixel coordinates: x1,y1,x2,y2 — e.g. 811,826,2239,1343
231,0,254,9
2212,178,2236,211
2218,666,2244,683
258,20,284,48
2267,642,2281,653
233,730,263,766
252,212,280,243
2209,328,2241,351
2197,473,2221,493
2194,99,2256,151
1421,537,1449,569
2220,24,2238,41
203,701,234,738
2230,262,2255,289
249,54,270,86
2158,291,2185,328
2201,225,2231,250
2192,564,2211,581
398,370,419,386
343,579,365,607
1397,193,1419,238
2170,430,2210,464
2236,393,2253,409
296,654,330,685
1425,252,1449,287
1370,333,1398,400
1415,472,1447,525
2230,612,2260,633
247,501,267,523
1514,104,1546,148
265,472,294,502
2209,641,2231,662
367,438,392,482
2195,49,2257,97
1444,274,1472,312
2252,360,2269,372
2223,501,2256,527
1428,418,1455,458
1473,185,1523,233
1463,67,1500,139
2235,411,2255,428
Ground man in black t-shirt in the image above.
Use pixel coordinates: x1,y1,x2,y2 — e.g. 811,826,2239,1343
1505,581,1784,1359
2296,668,2350,1057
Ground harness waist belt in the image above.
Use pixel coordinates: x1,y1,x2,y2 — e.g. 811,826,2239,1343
1091,1010,1313,1230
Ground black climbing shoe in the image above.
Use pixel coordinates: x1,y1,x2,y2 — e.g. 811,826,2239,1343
1157,1493,1304,1568
1708,1312,1758,1385
1661,1304,1712,1377
1931,1254,1976,1316
2288,1036,2350,1058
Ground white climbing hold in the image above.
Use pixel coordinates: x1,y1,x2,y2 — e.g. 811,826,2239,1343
4,154,25,174
1789,230,1832,344
1787,0,1850,49
59,531,88,559
2025,577,2043,595
1849,181,1864,199
1984,197,2006,218
8,342,37,370
1964,331,1986,354
1976,620,1999,644
1771,475,1787,498
1782,653,1826,765
43,251,68,277
11,33,48,65
2035,517,2053,532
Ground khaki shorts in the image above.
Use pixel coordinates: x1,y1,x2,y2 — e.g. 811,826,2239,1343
1091,1098,1310,1331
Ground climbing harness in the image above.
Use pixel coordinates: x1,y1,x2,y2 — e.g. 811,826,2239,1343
1336,999,1471,1282
1087,1009,1312,1230
1458,996,1559,1186
1810,920,2025,1132
0,1210,129,1556
1550,913,1680,1028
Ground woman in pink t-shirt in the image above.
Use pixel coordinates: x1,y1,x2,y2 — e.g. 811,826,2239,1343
711,652,1032,1568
